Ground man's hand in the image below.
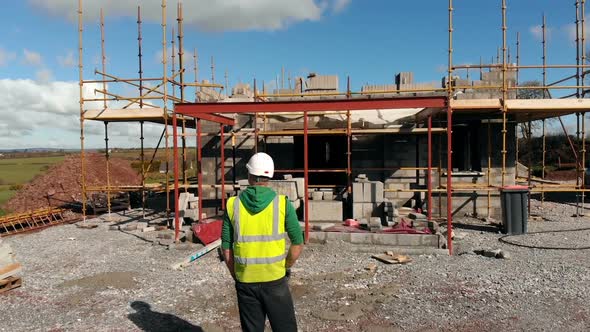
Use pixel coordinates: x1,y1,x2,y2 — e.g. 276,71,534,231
223,249,236,281
286,244,303,269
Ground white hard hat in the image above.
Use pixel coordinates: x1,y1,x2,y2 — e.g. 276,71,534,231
246,152,274,178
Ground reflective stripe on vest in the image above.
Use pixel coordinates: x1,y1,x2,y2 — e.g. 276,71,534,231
229,195,288,282
233,196,286,245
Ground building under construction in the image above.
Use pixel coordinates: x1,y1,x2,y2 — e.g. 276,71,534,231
77,0,590,254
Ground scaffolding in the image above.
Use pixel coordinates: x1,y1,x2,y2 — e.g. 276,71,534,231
78,0,590,255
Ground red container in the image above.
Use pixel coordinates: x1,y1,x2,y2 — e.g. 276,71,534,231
192,219,222,245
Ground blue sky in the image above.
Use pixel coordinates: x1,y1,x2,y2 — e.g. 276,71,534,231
0,0,588,149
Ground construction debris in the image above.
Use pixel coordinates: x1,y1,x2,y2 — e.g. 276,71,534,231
171,238,222,270
0,239,22,294
372,252,413,264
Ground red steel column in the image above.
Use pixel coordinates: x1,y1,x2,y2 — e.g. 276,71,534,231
304,111,309,243
446,105,453,254
197,118,203,222
427,116,433,220
173,112,180,241
220,124,226,210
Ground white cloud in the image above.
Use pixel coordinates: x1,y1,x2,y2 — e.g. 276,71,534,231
332,0,351,13
529,25,543,41
23,49,42,66
0,47,16,66
57,51,76,67
530,24,553,42
36,69,53,83
0,79,166,149
155,47,196,66
28,0,350,31
563,16,590,44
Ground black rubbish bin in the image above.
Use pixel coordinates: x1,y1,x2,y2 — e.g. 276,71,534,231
500,186,529,235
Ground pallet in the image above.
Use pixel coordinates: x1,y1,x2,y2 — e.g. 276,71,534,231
0,276,22,294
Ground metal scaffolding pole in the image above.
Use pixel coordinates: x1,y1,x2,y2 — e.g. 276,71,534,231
447,0,454,254
177,3,188,193
100,9,112,217
162,0,171,222
78,0,87,221
138,6,146,219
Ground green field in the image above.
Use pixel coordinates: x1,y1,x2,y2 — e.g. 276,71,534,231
0,156,66,215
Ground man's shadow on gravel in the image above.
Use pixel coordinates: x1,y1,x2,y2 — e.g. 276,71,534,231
128,301,203,332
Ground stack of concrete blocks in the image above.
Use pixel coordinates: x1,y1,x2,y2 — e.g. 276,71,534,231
0,239,22,283
308,189,343,223
266,177,305,212
352,175,385,225
382,135,427,208
178,192,200,224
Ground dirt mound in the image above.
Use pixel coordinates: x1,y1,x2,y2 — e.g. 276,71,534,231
4,153,141,213
545,169,578,181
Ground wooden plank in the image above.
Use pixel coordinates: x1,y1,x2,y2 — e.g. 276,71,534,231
450,99,502,110
171,239,222,270
0,263,22,280
506,98,590,111
371,253,412,265
83,108,165,121
0,276,22,294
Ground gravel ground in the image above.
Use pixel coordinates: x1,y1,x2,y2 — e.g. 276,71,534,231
1,199,590,331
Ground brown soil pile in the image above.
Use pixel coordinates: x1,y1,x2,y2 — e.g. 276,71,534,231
4,153,141,213
545,169,578,181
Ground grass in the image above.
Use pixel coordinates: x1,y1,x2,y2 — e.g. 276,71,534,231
0,156,66,213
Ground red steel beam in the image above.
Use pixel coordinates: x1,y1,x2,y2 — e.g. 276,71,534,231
174,96,447,115
427,115,433,221
177,111,234,126
446,105,453,254
197,119,203,222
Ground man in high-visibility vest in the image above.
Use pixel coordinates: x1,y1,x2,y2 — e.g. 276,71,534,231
222,152,303,332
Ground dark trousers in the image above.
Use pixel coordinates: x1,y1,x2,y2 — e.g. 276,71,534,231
235,277,297,332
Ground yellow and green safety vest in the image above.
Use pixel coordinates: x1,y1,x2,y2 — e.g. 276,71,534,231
227,195,287,283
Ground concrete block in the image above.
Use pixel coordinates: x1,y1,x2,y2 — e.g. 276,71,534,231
352,182,364,203
369,217,382,227
283,174,293,180
308,200,343,222
308,232,327,243
353,203,364,220
325,232,351,242
268,180,298,200
350,232,373,244
323,192,334,201
312,223,335,231
362,182,384,203
311,191,324,201
293,178,305,199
